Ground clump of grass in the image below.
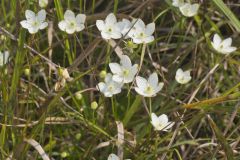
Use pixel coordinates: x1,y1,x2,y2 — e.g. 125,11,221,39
0,0,240,159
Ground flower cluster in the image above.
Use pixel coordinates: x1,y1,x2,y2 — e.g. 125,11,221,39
96,13,155,44
17,0,238,136
96,55,164,98
172,0,200,17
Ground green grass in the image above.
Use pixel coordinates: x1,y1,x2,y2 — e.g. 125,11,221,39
0,0,240,159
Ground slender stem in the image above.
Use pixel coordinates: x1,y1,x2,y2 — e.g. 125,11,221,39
111,97,117,119
149,97,152,115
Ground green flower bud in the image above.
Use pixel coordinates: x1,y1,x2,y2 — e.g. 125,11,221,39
75,91,83,100
91,101,98,110
99,70,107,79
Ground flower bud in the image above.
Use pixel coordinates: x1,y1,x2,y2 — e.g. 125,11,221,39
75,133,81,140
75,91,83,100
99,70,107,79
91,101,98,110
24,68,30,76
61,152,69,158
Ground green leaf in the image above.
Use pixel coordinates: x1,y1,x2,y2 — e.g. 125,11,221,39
123,95,142,126
212,0,240,32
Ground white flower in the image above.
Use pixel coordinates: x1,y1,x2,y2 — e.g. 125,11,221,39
109,55,138,83
0,51,9,66
179,3,199,17
135,72,164,97
58,10,86,34
175,68,191,84
39,0,48,8
211,34,237,54
96,13,122,39
172,0,184,7
128,19,155,44
151,113,175,131
20,9,48,34
97,73,123,97
108,153,131,160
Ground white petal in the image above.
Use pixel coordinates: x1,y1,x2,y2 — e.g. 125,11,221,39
66,27,75,34
158,114,168,125
163,122,175,130
135,87,147,96
143,36,154,44
28,27,38,34
76,14,86,24
96,82,106,92
39,22,48,29
96,20,105,31
222,47,237,54
132,38,143,44
104,91,113,97
110,31,122,39
145,23,155,35
213,34,221,46
148,72,158,87
37,9,46,22
151,113,160,127
135,76,148,90
134,19,145,29
25,10,35,20
112,75,124,83
64,10,75,21
155,82,164,93
58,21,67,31
105,73,113,83
101,32,111,39
109,63,122,74
20,20,30,29
222,37,232,48
76,24,85,32
105,13,117,25
120,55,132,67
108,153,120,160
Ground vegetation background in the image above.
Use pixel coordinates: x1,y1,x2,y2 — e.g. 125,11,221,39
0,0,240,159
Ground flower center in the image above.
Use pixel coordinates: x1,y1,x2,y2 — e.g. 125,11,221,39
70,21,76,27
145,86,153,94
32,21,39,27
122,69,129,76
107,28,112,33
108,85,114,91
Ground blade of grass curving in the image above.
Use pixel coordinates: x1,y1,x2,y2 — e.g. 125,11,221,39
212,0,240,32
123,96,142,126
207,116,234,160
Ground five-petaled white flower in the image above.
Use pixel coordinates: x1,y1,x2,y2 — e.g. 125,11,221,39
179,3,199,17
172,0,184,7
128,19,155,44
151,113,175,131
211,34,237,54
109,55,138,83
58,10,86,34
135,72,164,97
175,68,191,84
39,0,48,8
0,51,9,66
108,153,131,160
97,73,123,97
96,13,122,39
20,9,48,34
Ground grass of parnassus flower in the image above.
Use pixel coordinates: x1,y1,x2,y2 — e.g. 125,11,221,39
0,0,240,159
